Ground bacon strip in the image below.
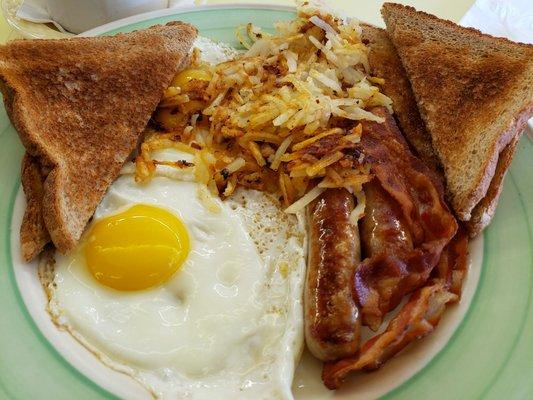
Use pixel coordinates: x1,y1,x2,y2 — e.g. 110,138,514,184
322,282,456,389
432,226,469,297
322,223,469,390
353,107,458,329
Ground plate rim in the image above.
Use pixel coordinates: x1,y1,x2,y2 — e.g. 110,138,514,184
80,3,296,37
1,4,531,400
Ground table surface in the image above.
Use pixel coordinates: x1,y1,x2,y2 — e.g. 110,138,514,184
0,0,475,42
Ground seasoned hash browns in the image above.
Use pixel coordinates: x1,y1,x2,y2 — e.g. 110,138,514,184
140,2,392,214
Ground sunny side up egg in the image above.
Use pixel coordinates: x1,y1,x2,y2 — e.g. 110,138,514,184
39,37,308,400
43,147,307,399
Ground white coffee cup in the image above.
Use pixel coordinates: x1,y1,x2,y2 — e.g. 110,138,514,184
45,0,169,34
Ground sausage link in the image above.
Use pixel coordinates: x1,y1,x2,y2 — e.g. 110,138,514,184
360,180,413,258
305,188,361,361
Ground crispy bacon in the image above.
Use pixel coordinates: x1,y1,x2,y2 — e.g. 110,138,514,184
322,282,456,389
354,107,458,329
432,226,469,297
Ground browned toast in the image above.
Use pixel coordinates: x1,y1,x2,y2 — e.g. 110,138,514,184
0,22,197,260
361,24,441,173
382,3,533,231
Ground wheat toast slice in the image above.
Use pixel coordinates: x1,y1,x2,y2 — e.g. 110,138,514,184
382,3,533,223
0,21,197,259
362,24,441,173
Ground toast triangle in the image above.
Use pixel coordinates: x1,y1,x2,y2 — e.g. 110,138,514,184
361,24,441,173
0,22,197,258
382,3,533,221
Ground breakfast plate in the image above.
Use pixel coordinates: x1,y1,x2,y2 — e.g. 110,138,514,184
0,5,532,400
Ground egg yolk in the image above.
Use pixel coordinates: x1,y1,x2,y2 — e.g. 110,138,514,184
171,68,211,88
84,204,190,291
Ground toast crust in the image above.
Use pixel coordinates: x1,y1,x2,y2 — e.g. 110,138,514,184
457,105,531,221
382,2,533,221
465,134,521,237
20,154,50,261
0,22,197,257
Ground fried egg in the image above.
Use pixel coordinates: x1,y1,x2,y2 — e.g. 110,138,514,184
43,147,306,399
40,37,307,399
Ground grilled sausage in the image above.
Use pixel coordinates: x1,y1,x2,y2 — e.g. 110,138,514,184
360,180,413,258
305,188,361,361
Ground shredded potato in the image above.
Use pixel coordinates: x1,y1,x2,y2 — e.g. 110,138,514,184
285,186,325,214
143,1,393,212
270,135,293,171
